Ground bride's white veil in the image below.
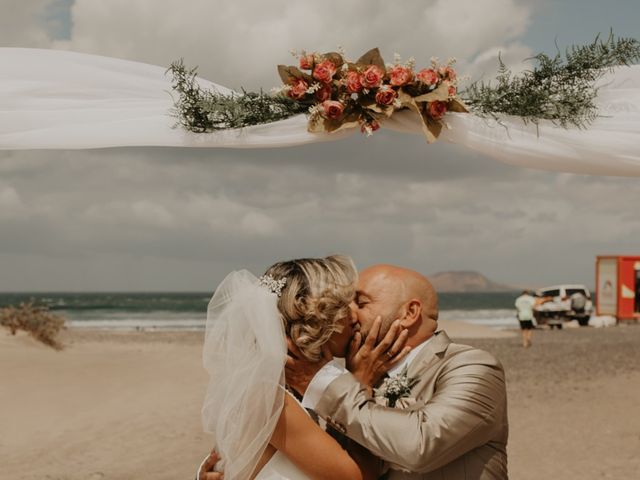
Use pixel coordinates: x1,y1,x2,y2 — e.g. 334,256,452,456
201,270,287,479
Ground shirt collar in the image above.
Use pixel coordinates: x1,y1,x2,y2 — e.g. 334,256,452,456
387,334,434,377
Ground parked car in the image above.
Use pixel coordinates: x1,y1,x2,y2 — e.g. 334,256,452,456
533,284,593,328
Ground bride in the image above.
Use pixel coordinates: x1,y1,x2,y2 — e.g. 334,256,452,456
196,255,407,480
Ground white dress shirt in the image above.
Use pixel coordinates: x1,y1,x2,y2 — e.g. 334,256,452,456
301,335,434,410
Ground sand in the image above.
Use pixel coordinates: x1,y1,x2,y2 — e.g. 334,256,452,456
1,321,639,480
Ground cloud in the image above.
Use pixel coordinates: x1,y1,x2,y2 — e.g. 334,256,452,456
53,0,534,90
1,1,638,292
0,0,55,47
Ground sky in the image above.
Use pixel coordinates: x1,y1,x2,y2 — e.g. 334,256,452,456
0,0,639,292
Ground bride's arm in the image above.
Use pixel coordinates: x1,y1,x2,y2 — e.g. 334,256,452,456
269,393,373,480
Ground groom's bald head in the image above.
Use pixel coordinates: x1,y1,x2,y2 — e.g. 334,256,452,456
354,264,438,347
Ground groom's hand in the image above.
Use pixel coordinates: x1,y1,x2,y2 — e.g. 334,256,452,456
347,317,411,388
285,337,332,396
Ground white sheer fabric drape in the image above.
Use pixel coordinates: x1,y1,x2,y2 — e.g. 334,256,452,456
202,270,286,480
1,47,639,176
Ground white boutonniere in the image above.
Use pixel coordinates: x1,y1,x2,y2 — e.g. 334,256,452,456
374,365,419,408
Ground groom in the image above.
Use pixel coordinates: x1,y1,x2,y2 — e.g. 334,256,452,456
288,264,509,479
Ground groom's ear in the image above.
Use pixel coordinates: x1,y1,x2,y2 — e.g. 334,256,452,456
400,299,422,329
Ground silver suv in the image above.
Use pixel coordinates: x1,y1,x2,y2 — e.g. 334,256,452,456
534,284,593,328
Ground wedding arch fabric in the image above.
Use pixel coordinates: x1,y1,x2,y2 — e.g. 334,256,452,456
1,47,640,176
202,270,287,480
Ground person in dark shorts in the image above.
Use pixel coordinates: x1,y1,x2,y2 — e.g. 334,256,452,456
515,290,536,347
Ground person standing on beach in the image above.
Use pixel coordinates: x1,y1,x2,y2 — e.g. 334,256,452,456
515,290,536,348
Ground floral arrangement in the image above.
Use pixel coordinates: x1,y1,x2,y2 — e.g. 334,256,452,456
168,33,640,140
276,48,467,143
374,365,419,408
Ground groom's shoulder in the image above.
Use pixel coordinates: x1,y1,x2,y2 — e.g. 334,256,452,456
440,337,504,371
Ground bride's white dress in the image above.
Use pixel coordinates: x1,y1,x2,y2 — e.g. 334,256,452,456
253,391,311,480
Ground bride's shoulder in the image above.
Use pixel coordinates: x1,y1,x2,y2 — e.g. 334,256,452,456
283,388,307,410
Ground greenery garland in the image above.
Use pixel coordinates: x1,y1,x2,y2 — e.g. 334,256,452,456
168,32,640,133
167,59,307,133
463,32,640,128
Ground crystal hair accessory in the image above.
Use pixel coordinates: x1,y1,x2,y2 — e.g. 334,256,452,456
259,274,288,297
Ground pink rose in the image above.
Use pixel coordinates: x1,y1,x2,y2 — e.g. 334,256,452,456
375,86,397,106
360,119,381,134
361,65,384,89
299,54,315,71
315,84,332,102
428,101,447,120
439,66,457,81
448,84,457,97
313,60,337,84
287,79,308,100
345,71,363,93
388,65,413,86
416,68,439,86
322,100,344,120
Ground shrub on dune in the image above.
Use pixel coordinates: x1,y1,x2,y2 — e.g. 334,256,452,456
0,302,66,350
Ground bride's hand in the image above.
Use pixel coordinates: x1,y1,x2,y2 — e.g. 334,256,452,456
197,450,223,480
346,316,411,389
285,338,333,396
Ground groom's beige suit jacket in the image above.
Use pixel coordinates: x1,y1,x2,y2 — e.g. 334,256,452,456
315,331,508,479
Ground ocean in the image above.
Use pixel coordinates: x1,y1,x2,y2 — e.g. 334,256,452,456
0,292,521,331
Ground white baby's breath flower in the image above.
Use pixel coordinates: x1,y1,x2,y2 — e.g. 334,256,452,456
406,57,416,70
393,52,402,65
306,83,322,94
308,104,323,115
430,56,439,68
270,86,287,96
447,57,457,65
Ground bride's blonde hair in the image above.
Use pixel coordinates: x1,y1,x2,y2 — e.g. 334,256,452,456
263,255,357,362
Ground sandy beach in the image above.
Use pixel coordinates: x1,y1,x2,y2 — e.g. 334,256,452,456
1,321,639,480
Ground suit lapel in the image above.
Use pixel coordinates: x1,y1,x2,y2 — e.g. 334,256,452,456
406,330,452,380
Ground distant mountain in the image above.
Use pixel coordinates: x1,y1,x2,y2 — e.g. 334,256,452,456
427,271,517,293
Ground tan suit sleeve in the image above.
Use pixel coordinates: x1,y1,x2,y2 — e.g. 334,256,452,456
314,349,507,473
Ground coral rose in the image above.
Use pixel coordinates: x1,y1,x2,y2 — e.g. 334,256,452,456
375,86,397,106
322,100,344,120
389,65,413,86
313,60,337,83
416,68,439,86
345,71,363,93
299,54,315,70
361,65,384,88
315,84,332,102
448,84,457,97
288,79,308,100
360,119,381,134
428,101,447,120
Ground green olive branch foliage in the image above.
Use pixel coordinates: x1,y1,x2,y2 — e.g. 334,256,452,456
461,32,640,128
167,59,307,132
